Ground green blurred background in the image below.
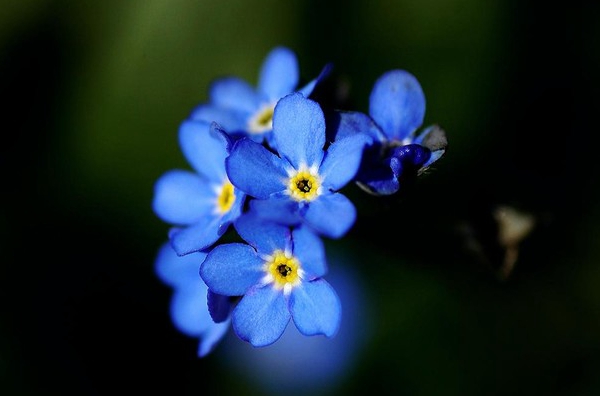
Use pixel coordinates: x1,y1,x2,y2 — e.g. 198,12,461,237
2,0,600,394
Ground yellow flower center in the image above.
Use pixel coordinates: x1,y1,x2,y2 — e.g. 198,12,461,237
287,165,322,202
216,181,236,214
247,103,275,134
265,250,302,292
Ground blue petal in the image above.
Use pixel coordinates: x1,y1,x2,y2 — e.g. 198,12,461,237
388,156,403,178
207,290,232,323
354,146,399,195
209,76,260,113
298,62,333,98
200,243,264,296
155,242,232,357
155,241,231,357
303,194,356,239
326,110,385,143
390,144,432,173
258,46,299,101
232,285,290,347
153,242,224,340
248,194,303,226
292,227,327,279
221,261,370,392
290,279,341,338
226,138,288,199
356,174,399,196
152,170,215,225
170,287,213,337
154,242,207,287
188,104,247,133
272,93,325,169
319,133,370,191
197,318,230,358
178,120,229,181
369,70,425,142
169,214,223,255
234,212,292,256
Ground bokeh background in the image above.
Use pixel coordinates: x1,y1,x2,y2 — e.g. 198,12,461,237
2,0,600,395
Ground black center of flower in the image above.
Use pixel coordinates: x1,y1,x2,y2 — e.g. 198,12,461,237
277,264,292,277
296,179,312,193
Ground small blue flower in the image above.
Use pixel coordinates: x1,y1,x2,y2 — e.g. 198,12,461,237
190,46,331,147
332,69,447,195
154,242,230,357
226,92,369,239
152,121,246,255
220,255,372,395
200,212,341,347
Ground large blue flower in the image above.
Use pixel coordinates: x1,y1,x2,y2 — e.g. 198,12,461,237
189,46,331,147
200,213,341,347
225,92,369,239
152,121,246,255
331,69,447,195
154,242,230,357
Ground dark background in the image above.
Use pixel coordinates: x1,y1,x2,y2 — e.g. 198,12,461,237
2,0,600,395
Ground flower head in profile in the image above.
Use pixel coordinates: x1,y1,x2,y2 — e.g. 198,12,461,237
190,46,331,147
226,92,369,239
154,242,230,357
331,69,447,195
152,121,246,255
200,213,341,347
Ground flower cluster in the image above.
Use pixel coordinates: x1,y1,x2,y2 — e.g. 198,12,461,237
152,46,446,356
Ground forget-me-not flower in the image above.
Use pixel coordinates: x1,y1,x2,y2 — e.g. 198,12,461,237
152,121,246,255
221,253,371,396
225,92,369,239
331,69,447,195
200,212,342,347
154,242,230,357
190,46,331,147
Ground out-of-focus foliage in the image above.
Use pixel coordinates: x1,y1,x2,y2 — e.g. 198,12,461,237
1,0,599,395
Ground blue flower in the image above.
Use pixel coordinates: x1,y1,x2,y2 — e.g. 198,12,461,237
220,254,372,395
154,242,230,357
199,212,342,347
331,69,447,195
189,46,331,147
225,92,369,239
152,121,246,255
